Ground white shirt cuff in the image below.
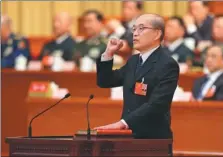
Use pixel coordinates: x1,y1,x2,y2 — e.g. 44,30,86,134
187,24,197,34
121,119,129,129
101,53,113,61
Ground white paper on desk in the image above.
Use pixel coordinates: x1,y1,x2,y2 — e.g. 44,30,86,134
80,56,94,72
173,86,191,102
52,88,69,99
110,87,123,100
63,61,75,71
27,61,42,71
51,56,64,72
179,63,188,74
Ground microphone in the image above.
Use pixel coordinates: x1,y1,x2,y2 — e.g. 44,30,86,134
86,94,94,140
28,93,71,138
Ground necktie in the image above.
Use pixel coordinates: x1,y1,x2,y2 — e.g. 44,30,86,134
196,76,209,100
135,55,143,75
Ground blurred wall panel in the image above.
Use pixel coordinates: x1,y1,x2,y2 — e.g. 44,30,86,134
103,1,122,16
1,1,7,13
20,1,52,36
2,1,190,36
160,1,175,16
1,1,21,33
144,1,160,14
176,1,189,16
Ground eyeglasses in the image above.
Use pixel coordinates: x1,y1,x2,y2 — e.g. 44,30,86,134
131,25,159,34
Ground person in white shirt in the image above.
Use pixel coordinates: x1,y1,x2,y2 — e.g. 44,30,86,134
192,44,223,101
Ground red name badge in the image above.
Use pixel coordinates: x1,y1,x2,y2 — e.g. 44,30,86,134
134,82,147,96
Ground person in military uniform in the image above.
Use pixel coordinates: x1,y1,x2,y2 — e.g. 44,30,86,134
38,12,76,61
74,10,107,66
1,15,30,68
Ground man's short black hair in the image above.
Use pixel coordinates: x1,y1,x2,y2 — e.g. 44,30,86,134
169,16,186,33
82,10,104,22
123,1,143,10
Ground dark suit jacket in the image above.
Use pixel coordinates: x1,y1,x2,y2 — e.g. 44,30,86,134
187,15,214,41
192,73,223,101
39,35,76,61
163,43,194,63
96,46,179,139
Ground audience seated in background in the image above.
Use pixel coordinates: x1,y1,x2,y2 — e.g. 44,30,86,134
163,16,194,65
74,10,107,69
1,15,30,69
184,1,214,42
194,15,223,67
38,12,76,62
105,1,143,59
212,15,223,45
120,1,143,49
192,44,223,101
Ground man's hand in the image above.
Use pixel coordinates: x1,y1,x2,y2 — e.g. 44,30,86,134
183,14,195,27
197,40,212,52
94,121,127,130
104,38,124,57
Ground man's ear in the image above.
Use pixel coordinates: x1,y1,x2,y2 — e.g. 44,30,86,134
154,30,162,41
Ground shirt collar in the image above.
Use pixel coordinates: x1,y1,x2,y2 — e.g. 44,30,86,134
140,45,160,63
167,38,184,52
207,69,223,81
56,33,70,44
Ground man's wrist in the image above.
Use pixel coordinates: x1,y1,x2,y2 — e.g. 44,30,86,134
101,51,114,61
120,119,129,129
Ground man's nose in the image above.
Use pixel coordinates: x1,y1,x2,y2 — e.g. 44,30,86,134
133,30,139,37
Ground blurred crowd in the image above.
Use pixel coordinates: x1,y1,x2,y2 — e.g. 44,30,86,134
1,1,223,101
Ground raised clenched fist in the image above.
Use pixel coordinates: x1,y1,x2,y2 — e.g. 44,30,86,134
105,38,124,56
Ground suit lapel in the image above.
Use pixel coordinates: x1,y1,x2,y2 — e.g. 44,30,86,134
134,47,161,82
213,73,223,87
195,76,208,98
128,54,139,86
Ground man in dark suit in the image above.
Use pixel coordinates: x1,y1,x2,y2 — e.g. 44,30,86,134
193,15,223,67
94,14,180,155
192,44,223,101
212,15,223,45
118,1,143,59
164,16,194,64
120,1,143,49
39,12,76,61
184,1,214,42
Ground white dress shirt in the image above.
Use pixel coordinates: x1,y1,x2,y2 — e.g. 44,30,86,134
167,38,184,52
199,70,223,100
56,33,70,44
101,45,160,128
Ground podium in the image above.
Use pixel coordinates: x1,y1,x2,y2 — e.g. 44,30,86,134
5,130,172,156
